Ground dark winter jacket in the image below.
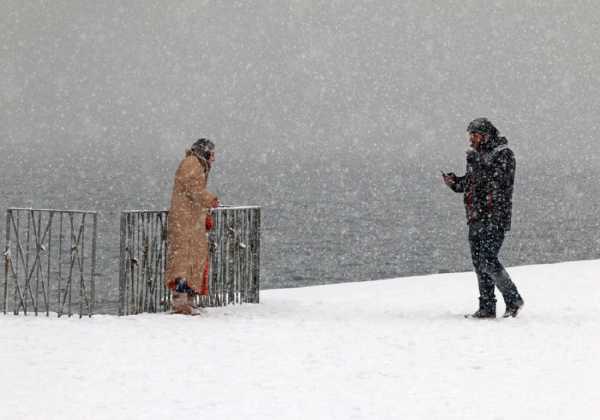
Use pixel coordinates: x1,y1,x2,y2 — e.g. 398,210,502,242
450,136,515,230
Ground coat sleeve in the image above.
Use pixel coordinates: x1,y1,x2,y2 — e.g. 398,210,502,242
178,158,207,206
489,149,515,219
450,150,477,193
178,157,218,210
490,149,515,192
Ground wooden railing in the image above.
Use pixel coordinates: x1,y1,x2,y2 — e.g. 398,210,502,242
118,206,261,315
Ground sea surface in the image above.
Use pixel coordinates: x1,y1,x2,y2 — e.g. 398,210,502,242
1,154,599,314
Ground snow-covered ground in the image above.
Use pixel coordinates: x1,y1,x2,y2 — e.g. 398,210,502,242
2,260,599,420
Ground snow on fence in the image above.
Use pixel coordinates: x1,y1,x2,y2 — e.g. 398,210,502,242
2,208,98,317
118,206,261,315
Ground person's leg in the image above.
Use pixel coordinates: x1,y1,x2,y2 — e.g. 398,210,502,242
478,226,523,313
469,224,496,316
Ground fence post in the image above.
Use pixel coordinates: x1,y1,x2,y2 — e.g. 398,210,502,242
118,213,126,316
3,210,10,315
253,207,261,303
90,213,98,317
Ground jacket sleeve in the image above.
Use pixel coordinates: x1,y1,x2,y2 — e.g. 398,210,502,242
489,149,515,209
179,158,207,206
490,149,515,190
450,150,478,193
179,158,218,210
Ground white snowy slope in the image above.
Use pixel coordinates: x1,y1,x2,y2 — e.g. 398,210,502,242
1,260,599,420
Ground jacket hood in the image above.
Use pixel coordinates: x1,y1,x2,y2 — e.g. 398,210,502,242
481,135,508,153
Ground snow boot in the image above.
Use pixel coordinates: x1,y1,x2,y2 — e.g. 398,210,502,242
172,291,202,315
466,297,496,319
503,297,524,318
171,277,203,315
172,291,192,314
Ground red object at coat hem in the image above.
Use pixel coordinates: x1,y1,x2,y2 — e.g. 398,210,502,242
199,257,210,296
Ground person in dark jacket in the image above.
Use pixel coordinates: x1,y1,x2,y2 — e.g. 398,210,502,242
443,118,524,318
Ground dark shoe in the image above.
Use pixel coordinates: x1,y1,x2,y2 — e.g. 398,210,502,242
468,308,496,318
466,297,496,318
503,298,524,318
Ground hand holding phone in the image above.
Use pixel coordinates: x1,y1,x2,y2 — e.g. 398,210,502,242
441,170,456,186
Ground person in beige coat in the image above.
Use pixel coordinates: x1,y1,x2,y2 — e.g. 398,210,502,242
165,138,218,315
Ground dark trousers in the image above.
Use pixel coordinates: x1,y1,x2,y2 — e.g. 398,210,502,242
468,222,521,307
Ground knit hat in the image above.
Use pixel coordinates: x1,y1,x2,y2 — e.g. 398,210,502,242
467,118,498,137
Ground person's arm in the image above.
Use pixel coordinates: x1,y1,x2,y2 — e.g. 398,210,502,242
444,150,477,192
444,173,466,192
178,158,206,204
178,157,218,207
490,149,515,199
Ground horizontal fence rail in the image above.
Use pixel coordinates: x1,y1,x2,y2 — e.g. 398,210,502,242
3,208,98,317
119,206,260,315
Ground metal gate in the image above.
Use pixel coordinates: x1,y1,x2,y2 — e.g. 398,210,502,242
119,206,260,315
3,208,98,317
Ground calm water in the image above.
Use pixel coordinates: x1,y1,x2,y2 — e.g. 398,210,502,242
2,155,599,314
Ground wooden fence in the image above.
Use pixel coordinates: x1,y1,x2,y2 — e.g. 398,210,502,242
118,206,261,315
2,208,98,317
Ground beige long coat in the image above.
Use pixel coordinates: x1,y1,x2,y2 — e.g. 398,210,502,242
165,152,217,294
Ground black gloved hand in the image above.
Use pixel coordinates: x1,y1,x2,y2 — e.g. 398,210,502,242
442,172,457,187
